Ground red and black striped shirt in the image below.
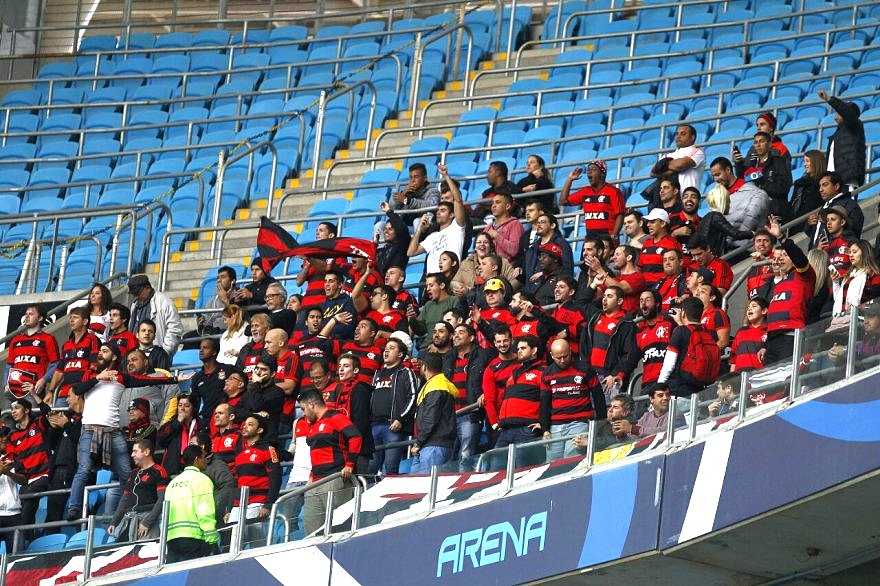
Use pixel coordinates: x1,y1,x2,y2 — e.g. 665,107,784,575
701,307,731,345
450,350,474,409
211,428,242,473
637,316,674,385
391,290,419,317
305,409,362,480
823,235,854,275
499,359,544,428
638,235,681,287
767,268,815,332
590,310,626,373
731,324,767,372
481,356,517,426
342,341,385,385
234,441,281,505
9,411,51,482
704,256,734,292
365,309,407,336
57,330,100,397
549,303,586,354
746,258,774,300
540,359,601,430
656,271,688,313
8,330,60,398
565,183,625,234
274,349,302,419
237,341,265,379
110,330,138,357
295,336,342,388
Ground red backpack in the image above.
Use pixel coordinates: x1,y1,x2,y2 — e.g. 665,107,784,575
678,324,721,386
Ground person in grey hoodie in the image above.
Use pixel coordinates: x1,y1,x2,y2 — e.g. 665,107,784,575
708,156,771,251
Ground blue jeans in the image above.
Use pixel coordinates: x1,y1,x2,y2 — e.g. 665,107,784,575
409,446,451,474
454,415,480,472
546,421,590,462
67,428,131,513
491,426,544,471
369,424,406,475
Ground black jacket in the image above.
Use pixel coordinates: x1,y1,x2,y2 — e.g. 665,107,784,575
156,417,199,475
443,347,491,421
376,208,411,274
826,96,866,187
694,211,754,257
735,151,793,204
578,309,639,384
791,174,822,230
414,383,457,449
807,191,864,243
371,364,419,433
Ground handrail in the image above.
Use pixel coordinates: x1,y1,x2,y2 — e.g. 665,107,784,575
266,471,344,546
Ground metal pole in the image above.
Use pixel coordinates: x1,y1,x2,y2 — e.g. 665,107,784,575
845,305,860,378
83,514,96,580
789,329,805,400
212,149,227,253
310,91,327,189
585,419,596,468
688,392,699,440
666,395,678,447
350,484,362,531
427,465,439,513
322,489,335,536
505,443,516,491
157,500,170,568
737,370,750,422
232,486,249,555
505,0,518,69
409,33,423,128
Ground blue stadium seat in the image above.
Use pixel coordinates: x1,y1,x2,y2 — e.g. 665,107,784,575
0,143,36,170
191,30,231,53
82,86,127,122
154,31,193,58
68,165,111,202
189,53,227,87
27,167,70,200
27,533,68,553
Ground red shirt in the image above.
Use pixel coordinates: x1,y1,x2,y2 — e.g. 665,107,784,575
234,441,280,505
305,409,362,480
731,324,767,372
566,183,625,234
110,330,138,356
767,267,816,332
57,330,100,397
590,310,625,373
823,235,853,275
7,330,60,398
638,235,682,287
636,316,674,385
341,341,385,385
701,306,731,345
704,256,735,292
365,309,407,335
616,271,646,315
482,356,517,426
499,359,545,428
9,413,51,482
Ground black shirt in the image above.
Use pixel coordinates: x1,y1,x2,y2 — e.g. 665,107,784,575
190,363,235,427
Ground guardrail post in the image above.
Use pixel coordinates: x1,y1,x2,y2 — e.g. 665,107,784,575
666,395,678,447
427,465,439,513
231,486,249,555
789,328,805,400
322,489,335,536
350,484,363,531
504,0,518,69
83,514,96,580
505,443,516,491
311,90,327,189
585,419,596,468
845,305,859,379
688,392,699,440
409,33,423,128
737,370,750,422
157,499,169,568
211,148,227,255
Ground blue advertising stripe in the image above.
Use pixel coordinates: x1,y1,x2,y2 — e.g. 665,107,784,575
622,458,665,556
115,570,189,586
658,443,705,548
777,398,880,442
809,371,880,404
578,464,639,567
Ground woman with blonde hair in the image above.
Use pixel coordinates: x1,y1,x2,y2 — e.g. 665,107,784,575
806,248,831,323
218,304,248,365
831,240,880,316
693,184,754,256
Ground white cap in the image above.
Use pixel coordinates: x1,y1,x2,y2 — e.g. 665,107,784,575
389,331,413,356
644,208,670,223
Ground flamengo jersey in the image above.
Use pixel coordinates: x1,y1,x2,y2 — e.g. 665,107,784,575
638,235,682,287
342,341,385,386
211,429,242,472
7,330,60,398
565,183,625,234
58,331,100,396
731,324,767,372
9,414,51,482
767,268,815,332
590,311,625,372
305,409,362,480
540,359,601,426
499,359,544,428
234,441,280,505
637,317,674,385
482,356,517,426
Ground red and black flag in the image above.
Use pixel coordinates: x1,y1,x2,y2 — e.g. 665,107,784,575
289,237,377,262
256,216,299,272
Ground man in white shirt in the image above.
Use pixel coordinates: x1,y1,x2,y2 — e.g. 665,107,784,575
653,124,707,193
0,428,22,553
407,164,468,273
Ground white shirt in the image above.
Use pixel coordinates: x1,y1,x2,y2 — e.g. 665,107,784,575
0,457,21,516
421,220,465,273
219,325,249,365
82,378,124,427
665,144,707,192
287,432,312,487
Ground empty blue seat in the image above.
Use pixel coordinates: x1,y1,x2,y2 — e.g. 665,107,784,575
189,53,227,87
34,141,78,170
191,30,230,52
27,533,68,553
108,58,151,89
154,31,192,57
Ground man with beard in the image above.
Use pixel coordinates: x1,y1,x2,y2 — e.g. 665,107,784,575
230,414,281,540
588,245,645,316
426,321,454,355
322,354,373,470
66,340,186,520
481,327,518,435
637,208,682,288
410,274,459,352
636,290,675,392
580,286,638,399
443,324,489,472
548,277,587,355
656,249,691,313
670,186,702,253
342,319,385,385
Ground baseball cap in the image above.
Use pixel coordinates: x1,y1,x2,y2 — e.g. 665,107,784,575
538,242,564,260
127,274,150,294
820,205,849,223
693,267,715,283
389,331,413,355
484,278,505,292
644,208,670,223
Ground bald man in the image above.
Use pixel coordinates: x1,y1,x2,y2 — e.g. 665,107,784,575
263,328,301,436
540,339,605,461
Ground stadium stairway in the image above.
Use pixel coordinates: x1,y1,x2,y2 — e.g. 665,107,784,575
153,9,554,314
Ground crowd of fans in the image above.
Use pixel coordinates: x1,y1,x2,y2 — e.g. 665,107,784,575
0,90,874,558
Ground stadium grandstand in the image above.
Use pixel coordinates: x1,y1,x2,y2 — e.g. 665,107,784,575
0,0,879,583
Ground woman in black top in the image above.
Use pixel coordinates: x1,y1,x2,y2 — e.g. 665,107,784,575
375,200,411,273
791,150,826,233
517,154,558,213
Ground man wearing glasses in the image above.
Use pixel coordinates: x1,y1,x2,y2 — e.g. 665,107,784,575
263,283,296,336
